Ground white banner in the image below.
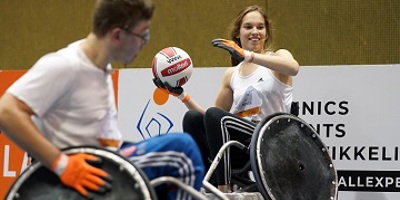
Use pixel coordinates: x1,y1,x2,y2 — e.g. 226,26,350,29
118,65,400,199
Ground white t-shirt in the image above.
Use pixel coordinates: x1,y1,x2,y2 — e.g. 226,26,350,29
7,40,122,150
229,62,293,123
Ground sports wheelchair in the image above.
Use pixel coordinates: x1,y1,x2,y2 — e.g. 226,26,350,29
202,112,338,200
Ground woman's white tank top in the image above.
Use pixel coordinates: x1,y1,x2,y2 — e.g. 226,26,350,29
229,60,293,123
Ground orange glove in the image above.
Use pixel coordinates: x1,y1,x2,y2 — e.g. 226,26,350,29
52,153,111,198
211,38,254,62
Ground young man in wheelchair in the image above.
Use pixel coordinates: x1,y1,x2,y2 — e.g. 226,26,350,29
0,0,204,199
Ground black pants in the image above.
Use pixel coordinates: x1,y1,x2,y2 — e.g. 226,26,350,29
183,107,256,185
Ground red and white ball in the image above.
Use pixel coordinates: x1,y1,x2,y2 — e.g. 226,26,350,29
152,47,193,87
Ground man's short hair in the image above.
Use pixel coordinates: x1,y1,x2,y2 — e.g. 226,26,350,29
92,0,155,37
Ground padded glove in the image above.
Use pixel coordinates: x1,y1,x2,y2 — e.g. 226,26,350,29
153,77,183,97
153,78,190,102
52,153,111,199
211,38,254,62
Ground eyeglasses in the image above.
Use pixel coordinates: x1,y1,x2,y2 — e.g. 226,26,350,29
121,28,150,45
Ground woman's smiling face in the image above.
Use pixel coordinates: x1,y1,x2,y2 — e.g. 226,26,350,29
237,11,267,53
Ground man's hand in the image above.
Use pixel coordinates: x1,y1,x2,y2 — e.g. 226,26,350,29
211,38,254,62
52,153,112,199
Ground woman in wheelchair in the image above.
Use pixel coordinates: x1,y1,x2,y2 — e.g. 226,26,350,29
153,5,300,193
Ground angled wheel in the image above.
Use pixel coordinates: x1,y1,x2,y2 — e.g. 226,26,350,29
5,146,157,200
250,114,338,200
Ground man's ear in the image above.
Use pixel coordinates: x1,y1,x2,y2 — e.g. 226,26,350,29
110,27,122,42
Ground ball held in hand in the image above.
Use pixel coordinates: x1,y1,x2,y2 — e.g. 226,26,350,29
152,47,193,87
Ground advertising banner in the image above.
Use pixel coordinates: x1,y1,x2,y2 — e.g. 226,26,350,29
293,65,400,199
0,71,30,198
118,65,400,199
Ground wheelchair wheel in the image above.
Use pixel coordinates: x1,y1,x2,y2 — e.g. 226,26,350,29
250,114,338,200
5,146,157,200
